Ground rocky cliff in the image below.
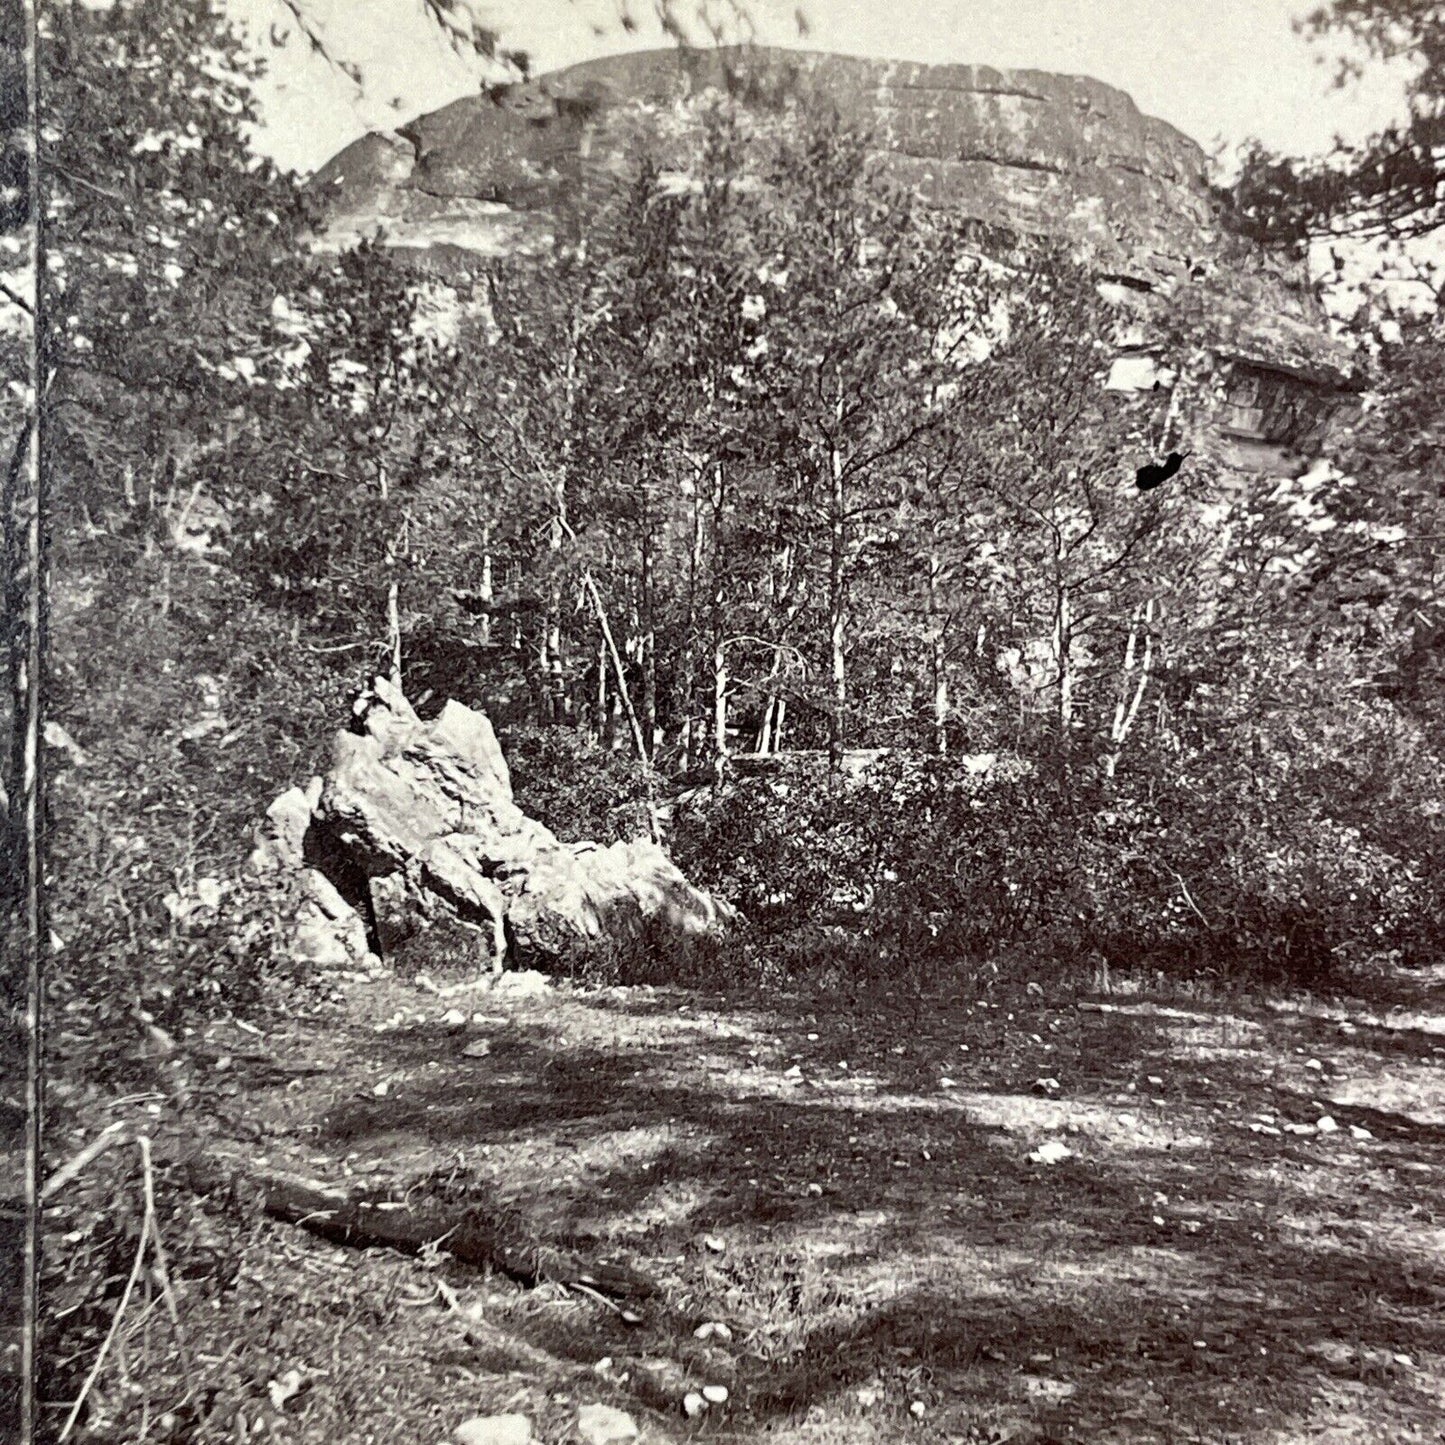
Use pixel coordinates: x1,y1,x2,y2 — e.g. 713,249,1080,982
311,46,1354,456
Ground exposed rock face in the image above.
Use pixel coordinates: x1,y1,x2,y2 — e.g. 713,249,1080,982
249,777,372,968
253,678,732,970
311,45,1352,408
316,50,1215,267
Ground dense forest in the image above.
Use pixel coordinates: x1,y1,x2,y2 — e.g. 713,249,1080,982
2,0,1443,1040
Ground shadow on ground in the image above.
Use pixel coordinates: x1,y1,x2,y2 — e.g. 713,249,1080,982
215,972,1445,1443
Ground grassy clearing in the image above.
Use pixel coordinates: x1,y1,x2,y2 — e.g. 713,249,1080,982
38,963,1445,1443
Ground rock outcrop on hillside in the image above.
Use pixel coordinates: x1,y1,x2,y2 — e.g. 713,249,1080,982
310,45,1352,403
250,679,733,970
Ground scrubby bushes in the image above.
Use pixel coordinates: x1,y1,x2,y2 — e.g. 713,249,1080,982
500,725,655,844
668,729,1445,992
670,752,1117,987
42,585,362,1070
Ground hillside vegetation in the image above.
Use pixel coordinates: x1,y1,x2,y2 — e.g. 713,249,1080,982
27,3,1445,1020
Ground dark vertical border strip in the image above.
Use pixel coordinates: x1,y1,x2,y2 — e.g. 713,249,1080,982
18,0,42,1434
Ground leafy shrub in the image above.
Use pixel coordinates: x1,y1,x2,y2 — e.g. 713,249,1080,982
42,606,358,1072
500,724,654,843
671,735,1445,993
670,751,1099,985
540,913,736,990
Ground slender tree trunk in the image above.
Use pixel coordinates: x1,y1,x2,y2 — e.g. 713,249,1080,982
1105,598,1156,779
12,59,42,1418
640,522,657,752
755,674,778,753
510,562,523,654
582,570,658,840
1053,586,1073,743
827,441,847,773
710,461,728,786
679,482,706,774
712,634,727,785
755,539,800,756
932,651,949,755
928,548,948,755
386,582,402,689
584,573,647,764
756,692,789,754
596,638,608,744
478,522,493,646
2,410,36,908
543,308,583,724
523,613,549,725
545,516,564,722
379,465,403,691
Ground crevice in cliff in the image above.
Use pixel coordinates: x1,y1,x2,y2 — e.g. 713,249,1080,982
954,150,1068,176
880,82,1050,104
400,179,537,208
1099,272,1155,293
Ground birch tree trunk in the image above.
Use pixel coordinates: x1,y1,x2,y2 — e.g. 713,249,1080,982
827,438,847,773
1105,599,1157,779
581,570,658,840
710,460,728,786
755,540,798,754
545,514,564,722
1053,586,1074,744
478,522,492,646
546,305,584,723
678,480,706,773
378,464,402,690
640,521,657,753
596,638,609,744
928,548,948,755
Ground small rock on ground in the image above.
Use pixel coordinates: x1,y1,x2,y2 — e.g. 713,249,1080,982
576,1403,639,1444
453,1413,533,1445
1016,1374,1077,1403
488,970,553,998
1028,1140,1075,1165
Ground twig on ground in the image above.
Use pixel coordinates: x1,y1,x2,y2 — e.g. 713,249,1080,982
58,1153,150,1440
42,1122,128,1201
567,1279,622,1313
58,1135,197,1437
302,640,372,654
567,1280,643,1323
138,1135,194,1381
1164,865,1211,928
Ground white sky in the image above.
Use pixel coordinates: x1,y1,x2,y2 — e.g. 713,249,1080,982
227,0,1416,176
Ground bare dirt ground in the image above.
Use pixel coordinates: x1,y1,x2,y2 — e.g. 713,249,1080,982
45,964,1445,1444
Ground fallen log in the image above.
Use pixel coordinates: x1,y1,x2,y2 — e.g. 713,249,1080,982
183,1154,657,1304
